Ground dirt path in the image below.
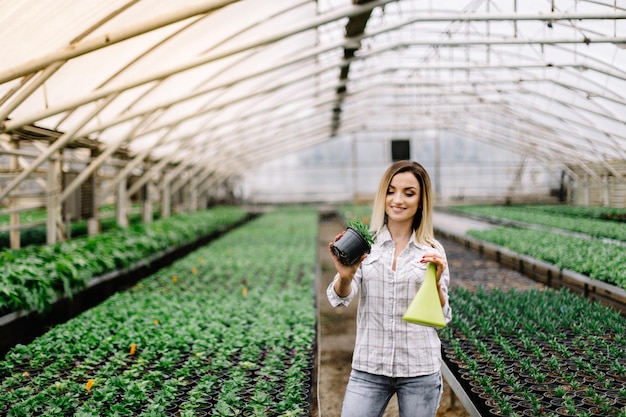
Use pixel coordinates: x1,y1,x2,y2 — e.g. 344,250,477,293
313,211,543,417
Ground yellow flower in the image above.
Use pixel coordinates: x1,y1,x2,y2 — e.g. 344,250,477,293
130,343,137,355
172,276,178,283
154,320,160,325
242,287,248,297
191,267,198,274
86,379,95,390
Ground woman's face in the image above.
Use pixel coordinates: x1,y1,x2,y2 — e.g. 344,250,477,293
385,171,421,226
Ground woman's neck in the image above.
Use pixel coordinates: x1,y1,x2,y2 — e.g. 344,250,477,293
387,220,413,244
387,220,413,270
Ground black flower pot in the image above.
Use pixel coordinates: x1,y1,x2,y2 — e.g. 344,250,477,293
331,227,371,266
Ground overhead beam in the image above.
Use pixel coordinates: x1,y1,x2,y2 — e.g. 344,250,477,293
0,0,241,85
332,0,378,135
1,0,395,133
0,95,118,203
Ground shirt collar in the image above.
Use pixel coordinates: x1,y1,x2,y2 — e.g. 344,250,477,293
377,225,423,249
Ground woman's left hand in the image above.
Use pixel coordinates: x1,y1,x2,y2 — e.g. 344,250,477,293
420,252,447,283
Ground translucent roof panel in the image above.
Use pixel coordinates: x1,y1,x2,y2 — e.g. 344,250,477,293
0,0,625,203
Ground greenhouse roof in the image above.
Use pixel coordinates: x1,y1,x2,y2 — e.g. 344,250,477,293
1,0,625,202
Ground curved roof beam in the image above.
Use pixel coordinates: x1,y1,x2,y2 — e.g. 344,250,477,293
331,0,380,135
7,6,626,140
70,41,626,165
1,0,395,133
0,0,241,85
342,67,625,157
0,0,142,122
335,86,616,177
328,7,626,134
0,94,118,203
357,80,626,157
334,106,566,167
348,78,626,135
73,46,348,139
83,0,312,135
1,2,624,192
135,63,620,179
56,1,316,202
336,105,582,180
125,99,337,196
150,110,334,194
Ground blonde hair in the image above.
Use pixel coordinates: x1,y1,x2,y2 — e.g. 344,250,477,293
370,160,438,248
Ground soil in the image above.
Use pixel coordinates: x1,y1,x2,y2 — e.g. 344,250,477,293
312,212,544,417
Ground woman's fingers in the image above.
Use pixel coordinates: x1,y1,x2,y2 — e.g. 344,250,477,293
333,230,346,242
420,252,447,281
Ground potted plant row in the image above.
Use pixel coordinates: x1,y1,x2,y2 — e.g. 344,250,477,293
465,226,626,290
0,208,319,416
0,206,249,315
0,204,158,249
449,204,626,242
440,286,626,417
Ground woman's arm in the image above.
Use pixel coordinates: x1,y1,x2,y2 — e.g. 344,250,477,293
436,280,447,307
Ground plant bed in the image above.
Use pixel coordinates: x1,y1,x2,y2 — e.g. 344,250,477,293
434,229,626,315
0,206,250,316
465,227,626,291
0,204,159,250
0,208,318,416
448,204,626,242
0,209,253,357
441,286,626,417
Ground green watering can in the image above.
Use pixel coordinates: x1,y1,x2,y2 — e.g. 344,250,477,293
403,262,446,328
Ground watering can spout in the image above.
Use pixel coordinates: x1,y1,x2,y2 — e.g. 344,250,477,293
403,263,446,328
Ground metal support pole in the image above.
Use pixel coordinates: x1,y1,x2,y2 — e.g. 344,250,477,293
583,173,590,205
9,138,20,249
142,182,154,223
161,178,171,219
116,180,128,228
46,150,61,245
189,176,198,212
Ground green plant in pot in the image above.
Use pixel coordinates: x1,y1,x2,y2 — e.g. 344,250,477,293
331,220,375,266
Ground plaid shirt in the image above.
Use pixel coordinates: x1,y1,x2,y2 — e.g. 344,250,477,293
327,226,452,377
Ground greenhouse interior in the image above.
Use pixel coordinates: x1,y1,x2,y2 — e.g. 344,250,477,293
0,0,625,416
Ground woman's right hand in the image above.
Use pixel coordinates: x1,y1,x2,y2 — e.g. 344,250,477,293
329,230,366,298
328,230,367,280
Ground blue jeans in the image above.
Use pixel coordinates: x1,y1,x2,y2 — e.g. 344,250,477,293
341,369,443,417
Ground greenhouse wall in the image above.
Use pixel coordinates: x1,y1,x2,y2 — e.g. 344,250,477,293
569,161,626,208
243,132,561,205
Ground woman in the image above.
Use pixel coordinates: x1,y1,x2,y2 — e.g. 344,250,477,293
327,160,452,417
